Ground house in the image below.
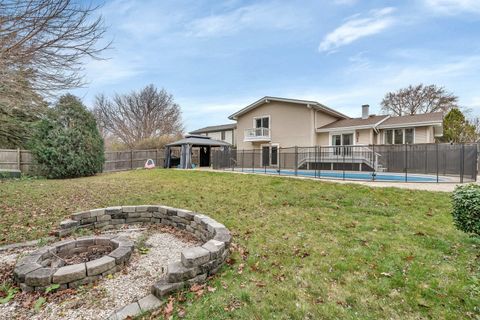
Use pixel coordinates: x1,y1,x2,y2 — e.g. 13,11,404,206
191,96,444,170
189,123,236,146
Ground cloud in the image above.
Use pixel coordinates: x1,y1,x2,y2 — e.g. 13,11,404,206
333,0,358,5
424,0,480,14
318,7,396,52
282,53,480,117
186,2,311,37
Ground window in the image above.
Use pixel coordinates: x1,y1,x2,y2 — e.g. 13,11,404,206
221,131,226,140
386,130,393,144
405,128,414,144
332,135,341,146
385,128,415,144
255,116,269,128
394,129,403,144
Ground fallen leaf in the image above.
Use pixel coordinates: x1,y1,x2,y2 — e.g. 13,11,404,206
164,297,174,318
190,283,205,293
237,263,245,274
207,286,216,293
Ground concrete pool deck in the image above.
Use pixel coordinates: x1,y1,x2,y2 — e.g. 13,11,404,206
199,168,477,192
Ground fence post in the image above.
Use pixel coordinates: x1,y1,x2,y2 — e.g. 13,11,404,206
314,146,318,178
319,146,322,179
294,146,298,176
405,144,408,182
425,144,428,174
155,149,158,167
252,149,255,173
130,150,133,170
342,146,345,180
475,144,478,182
278,148,281,175
372,144,375,181
460,144,464,183
17,148,21,172
436,143,439,183
242,149,244,173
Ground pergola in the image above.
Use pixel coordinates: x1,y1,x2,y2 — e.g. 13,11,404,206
164,135,231,169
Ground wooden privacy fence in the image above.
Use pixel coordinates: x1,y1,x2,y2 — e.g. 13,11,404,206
0,149,167,174
0,149,35,173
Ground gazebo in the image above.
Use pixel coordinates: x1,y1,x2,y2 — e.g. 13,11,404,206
164,135,231,169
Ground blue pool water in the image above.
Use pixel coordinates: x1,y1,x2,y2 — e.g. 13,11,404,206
234,168,441,182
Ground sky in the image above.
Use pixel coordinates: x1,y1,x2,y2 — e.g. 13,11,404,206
73,0,480,132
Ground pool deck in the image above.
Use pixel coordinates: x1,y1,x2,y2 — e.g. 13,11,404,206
199,168,477,192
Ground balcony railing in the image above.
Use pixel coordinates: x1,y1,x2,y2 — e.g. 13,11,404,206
244,127,271,142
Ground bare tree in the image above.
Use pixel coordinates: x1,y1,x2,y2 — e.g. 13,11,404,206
93,85,184,148
0,0,109,95
381,84,458,116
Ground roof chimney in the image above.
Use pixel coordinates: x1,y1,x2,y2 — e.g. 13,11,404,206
362,104,369,119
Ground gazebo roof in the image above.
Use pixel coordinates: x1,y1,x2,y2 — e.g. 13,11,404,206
165,135,231,147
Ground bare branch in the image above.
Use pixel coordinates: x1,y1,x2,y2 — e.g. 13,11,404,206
93,85,184,149
0,0,110,95
381,84,458,116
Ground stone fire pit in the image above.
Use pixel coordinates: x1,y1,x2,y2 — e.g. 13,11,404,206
10,205,231,319
14,235,133,292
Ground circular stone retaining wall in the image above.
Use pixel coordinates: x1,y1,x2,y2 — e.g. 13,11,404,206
45,205,230,299
14,236,133,292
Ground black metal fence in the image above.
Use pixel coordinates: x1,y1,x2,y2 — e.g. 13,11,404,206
211,143,478,183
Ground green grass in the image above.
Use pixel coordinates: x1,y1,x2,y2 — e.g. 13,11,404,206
0,169,479,319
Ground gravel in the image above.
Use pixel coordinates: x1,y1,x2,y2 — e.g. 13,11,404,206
0,228,199,320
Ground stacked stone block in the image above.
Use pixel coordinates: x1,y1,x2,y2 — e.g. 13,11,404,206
14,236,133,292
54,205,231,300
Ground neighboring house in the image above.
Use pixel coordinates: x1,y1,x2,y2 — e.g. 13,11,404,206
189,123,236,146
192,96,444,170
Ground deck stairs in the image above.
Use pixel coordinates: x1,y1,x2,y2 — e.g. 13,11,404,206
297,147,386,172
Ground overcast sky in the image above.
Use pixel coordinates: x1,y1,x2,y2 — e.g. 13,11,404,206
73,0,480,131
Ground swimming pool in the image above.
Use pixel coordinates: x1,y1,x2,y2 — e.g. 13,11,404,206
232,168,444,182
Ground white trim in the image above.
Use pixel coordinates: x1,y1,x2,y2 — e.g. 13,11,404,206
329,131,355,146
260,143,280,167
378,120,442,129
317,117,442,133
253,115,271,129
270,143,279,166
228,96,349,120
317,124,375,133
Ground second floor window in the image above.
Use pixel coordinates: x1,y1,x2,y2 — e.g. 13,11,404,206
221,131,226,140
255,116,269,128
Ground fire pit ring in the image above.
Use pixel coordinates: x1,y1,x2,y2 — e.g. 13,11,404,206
14,235,133,292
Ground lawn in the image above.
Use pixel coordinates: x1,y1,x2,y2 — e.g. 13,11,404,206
0,170,479,319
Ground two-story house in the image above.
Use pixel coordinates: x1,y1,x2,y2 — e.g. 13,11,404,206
190,96,443,168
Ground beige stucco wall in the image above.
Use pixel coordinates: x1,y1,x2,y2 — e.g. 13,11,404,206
205,129,235,146
316,132,330,146
235,101,338,149
356,129,373,145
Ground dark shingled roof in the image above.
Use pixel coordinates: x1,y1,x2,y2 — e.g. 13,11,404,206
318,112,444,131
317,115,388,130
378,112,443,127
189,123,236,134
165,136,231,147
